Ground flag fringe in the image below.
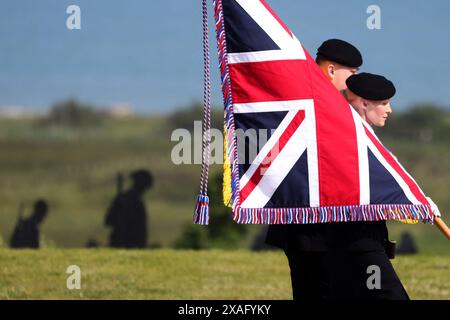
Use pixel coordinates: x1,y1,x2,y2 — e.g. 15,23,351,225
231,204,433,225
223,125,232,208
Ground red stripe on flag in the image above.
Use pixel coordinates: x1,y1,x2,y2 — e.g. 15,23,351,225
229,60,313,104
364,126,429,205
304,51,361,206
240,110,306,204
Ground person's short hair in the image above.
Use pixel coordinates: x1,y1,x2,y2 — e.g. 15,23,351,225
315,53,327,65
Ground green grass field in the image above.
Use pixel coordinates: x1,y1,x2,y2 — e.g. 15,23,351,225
0,117,449,252
0,249,448,300
0,112,448,300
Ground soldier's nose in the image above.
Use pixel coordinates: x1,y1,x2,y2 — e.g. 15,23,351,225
386,104,392,114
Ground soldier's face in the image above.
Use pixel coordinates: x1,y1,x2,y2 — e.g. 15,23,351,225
332,65,358,91
318,60,358,91
365,100,393,127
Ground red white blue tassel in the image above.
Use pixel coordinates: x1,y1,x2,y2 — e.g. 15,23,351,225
194,194,210,225
194,0,212,225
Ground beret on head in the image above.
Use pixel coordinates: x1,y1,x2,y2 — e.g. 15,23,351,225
346,73,396,101
317,39,363,68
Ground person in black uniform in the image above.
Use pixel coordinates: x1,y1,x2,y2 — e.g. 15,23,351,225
265,39,363,300
10,199,48,249
327,73,409,300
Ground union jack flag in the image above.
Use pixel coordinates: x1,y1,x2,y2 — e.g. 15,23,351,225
214,0,434,224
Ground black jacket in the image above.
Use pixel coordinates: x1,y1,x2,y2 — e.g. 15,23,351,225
266,224,329,251
265,221,388,252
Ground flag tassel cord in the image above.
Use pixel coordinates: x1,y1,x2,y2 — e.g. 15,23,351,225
193,0,212,225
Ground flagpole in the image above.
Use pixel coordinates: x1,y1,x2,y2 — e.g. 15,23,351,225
434,217,450,242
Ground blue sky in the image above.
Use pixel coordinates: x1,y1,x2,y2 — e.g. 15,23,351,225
0,0,449,114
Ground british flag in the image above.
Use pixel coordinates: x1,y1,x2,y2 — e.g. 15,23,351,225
214,0,434,224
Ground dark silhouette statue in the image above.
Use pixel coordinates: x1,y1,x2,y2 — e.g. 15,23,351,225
105,169,154,249
10,200,48,249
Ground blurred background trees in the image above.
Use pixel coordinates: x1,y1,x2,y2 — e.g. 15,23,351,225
39,99,103,127
174,172,249,250
376,105,450,143
166,101,224,133
0,102,448,253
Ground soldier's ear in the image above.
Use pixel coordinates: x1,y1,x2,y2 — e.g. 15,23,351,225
327,63,335,79
362,99,370,110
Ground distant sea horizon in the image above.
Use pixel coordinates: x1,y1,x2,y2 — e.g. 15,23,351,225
1,0,449,114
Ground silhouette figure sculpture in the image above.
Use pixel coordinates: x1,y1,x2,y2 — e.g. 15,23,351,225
10,200,48,249
105,170,154,249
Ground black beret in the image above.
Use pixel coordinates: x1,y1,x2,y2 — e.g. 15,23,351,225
346,73,396,100
317,39,363,68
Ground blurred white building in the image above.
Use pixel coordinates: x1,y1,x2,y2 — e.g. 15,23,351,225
100,103,134,119
0,106,42,119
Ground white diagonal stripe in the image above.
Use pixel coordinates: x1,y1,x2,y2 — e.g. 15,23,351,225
242,120,308,208
238,100,312,190
363,122,421,205
362,120,428,197
238,100,318,208
239,109,298,189
234,0,305,61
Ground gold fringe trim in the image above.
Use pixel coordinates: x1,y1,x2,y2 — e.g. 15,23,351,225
223,125,232,208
